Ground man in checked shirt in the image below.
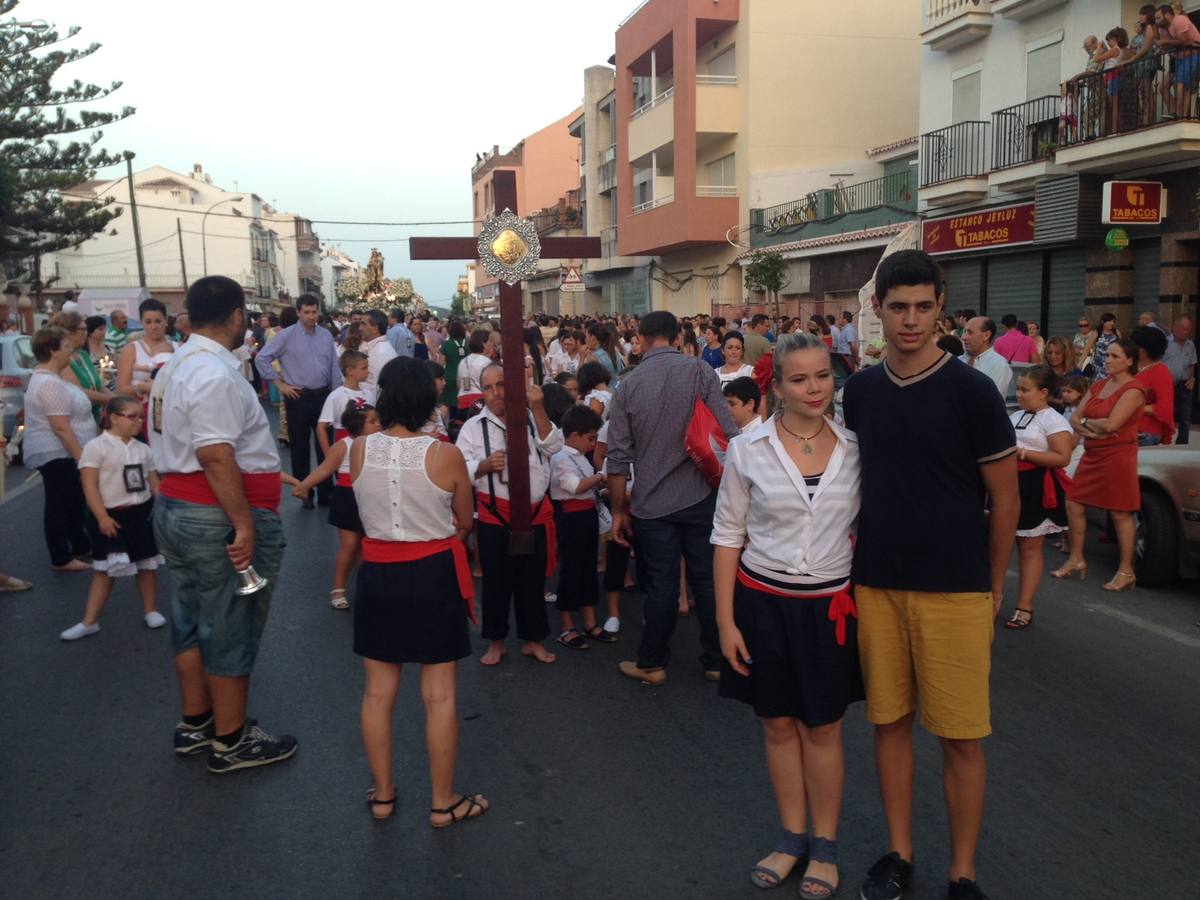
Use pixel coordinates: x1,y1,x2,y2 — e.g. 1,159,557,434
606,311,738,685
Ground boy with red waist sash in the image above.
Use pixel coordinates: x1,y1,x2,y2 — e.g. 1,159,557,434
455,363,563,667
549,405,613,651
150,276,296,775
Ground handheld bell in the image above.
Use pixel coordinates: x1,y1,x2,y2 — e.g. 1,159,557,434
226,530,268,595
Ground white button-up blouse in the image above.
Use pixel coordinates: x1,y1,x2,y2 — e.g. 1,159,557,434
710,416,860,587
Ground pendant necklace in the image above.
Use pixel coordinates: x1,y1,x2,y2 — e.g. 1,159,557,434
778,416,825,455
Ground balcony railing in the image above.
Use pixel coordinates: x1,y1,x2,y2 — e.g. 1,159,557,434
598,144,616,164
697,74,737,86
1059,48,1200,148
598,160,616,193
924,0,990,28
919,121,990,186
632,194,674,214
529,200,583,234
991,95,1060,169
754,169,916,233
631,85,674,120
697,184,737,197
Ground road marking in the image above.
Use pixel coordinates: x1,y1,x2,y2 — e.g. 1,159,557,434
0,471,41,506
1085,604,1200,649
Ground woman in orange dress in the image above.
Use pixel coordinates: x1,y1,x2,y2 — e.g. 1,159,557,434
1053,338,1144,591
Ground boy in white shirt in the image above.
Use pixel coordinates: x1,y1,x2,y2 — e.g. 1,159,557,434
548,406,611,649
723,376,764,434
61,395,165,640
317,350,375,454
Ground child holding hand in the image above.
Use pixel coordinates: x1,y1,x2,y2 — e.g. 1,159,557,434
294,402,380,609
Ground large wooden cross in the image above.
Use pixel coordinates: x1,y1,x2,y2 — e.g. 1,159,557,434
410,170,600,554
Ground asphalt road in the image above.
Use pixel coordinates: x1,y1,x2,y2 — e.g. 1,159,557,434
1,437,1198,899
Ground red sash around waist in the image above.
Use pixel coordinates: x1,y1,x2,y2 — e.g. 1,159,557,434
336,472,352,487
736,570,858,646
160,471,282,513
333,428,349,442
561,498,595,513
476,493,557,577
1017,461,1072,510
361,537,476,623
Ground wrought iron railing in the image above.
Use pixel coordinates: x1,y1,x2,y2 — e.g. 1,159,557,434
753,169,916,233
991,96,1060,169
919,121,989,186
529,201,583,234
1059,48,1200,148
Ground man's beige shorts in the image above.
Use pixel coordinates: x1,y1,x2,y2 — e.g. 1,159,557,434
856,586,993,740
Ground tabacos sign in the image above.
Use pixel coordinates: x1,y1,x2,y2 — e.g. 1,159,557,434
922,203,1036,255
1102,181,1166,225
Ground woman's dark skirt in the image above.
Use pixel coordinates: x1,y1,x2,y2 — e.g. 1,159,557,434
328,485,363,533
353,552,472,664
719,581,864,727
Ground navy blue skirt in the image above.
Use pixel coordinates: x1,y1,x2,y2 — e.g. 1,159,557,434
353,552,471,664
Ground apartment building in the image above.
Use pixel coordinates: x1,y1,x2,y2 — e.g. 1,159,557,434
469,110,582,314
570,65,655,316
917,0,1200,350
613,0,921,316
44,164,319,313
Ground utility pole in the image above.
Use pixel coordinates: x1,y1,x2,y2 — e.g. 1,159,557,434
176,218,188,289
124,152,146,287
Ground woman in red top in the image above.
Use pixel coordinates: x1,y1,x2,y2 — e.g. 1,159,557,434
1053,338,1144,592
1131,326,1175,446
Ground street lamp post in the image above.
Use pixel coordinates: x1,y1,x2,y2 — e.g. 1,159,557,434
201,196,244,278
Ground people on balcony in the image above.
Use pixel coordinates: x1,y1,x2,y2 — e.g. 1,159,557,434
1157,2,1200,119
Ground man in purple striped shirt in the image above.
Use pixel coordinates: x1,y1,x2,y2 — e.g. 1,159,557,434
255,295,342,508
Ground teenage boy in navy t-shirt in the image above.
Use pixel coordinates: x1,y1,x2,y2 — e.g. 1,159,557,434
843,250,1018,900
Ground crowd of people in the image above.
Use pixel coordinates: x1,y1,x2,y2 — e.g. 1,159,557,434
3,246,1199,900
1062,3,1200,141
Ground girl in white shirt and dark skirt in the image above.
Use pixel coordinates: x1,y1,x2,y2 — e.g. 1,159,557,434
711,332,863,899
61,396,166,641
349,356,488,827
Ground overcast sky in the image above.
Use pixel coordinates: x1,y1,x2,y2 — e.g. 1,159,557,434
29,0,627,305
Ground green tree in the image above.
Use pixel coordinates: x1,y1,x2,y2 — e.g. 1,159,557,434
743,250,789,324
0,1,134,284
451,290,469,316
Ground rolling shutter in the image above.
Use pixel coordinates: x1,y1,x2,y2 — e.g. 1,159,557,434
941,258,983,313
1048,248,1086,340
985,252,1042,324
1132,240,1161,319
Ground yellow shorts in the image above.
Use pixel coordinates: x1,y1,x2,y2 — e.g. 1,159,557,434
855,586,993,740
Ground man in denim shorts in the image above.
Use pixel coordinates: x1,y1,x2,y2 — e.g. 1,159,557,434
151,276,296,774
843,251,1019,900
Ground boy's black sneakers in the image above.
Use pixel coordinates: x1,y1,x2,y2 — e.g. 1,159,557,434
860,852,914,900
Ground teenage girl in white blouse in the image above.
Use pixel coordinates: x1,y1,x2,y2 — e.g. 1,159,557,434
712,332,863,899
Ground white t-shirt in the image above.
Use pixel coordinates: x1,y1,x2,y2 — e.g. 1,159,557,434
718,364,754,385
150,333,280,475
549,445,595,501
79,431,155,508
1010,407,1072,453
319,385,376,430
458,353,492,395
584,388,612,418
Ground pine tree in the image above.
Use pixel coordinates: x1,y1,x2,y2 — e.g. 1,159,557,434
0,0,134,283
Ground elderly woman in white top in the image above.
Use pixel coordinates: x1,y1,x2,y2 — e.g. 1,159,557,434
712,332,863,899
24,327,100,570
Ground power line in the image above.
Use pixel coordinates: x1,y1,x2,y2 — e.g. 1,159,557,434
99,197,478,226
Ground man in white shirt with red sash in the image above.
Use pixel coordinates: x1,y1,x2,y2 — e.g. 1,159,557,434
456,363,563,666
150,275,296,774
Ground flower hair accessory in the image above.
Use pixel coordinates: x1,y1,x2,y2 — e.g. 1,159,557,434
352,398,368,410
